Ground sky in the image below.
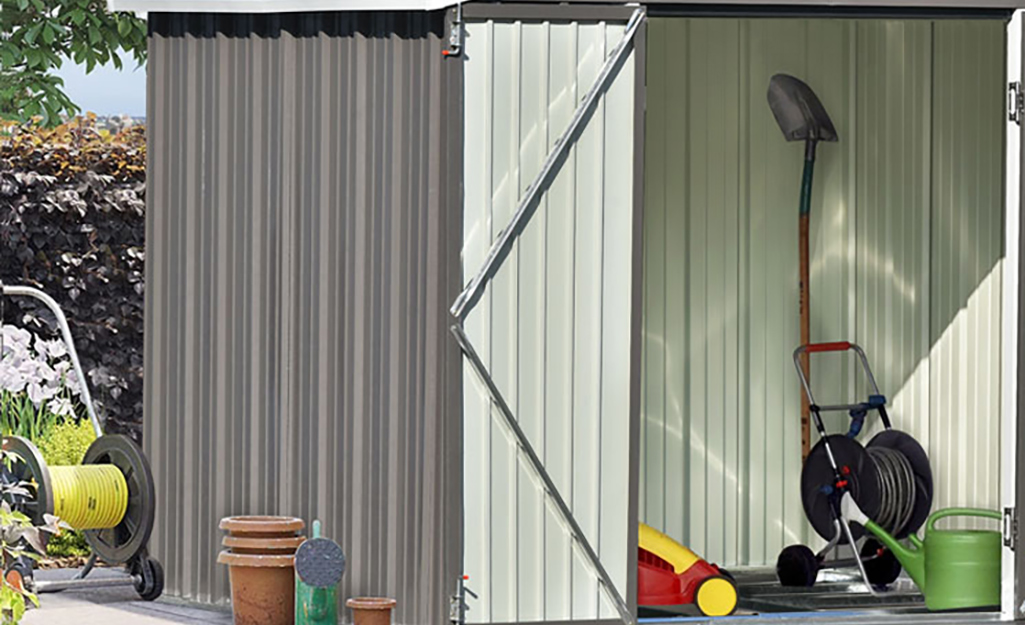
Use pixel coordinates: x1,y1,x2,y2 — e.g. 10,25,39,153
56,60,147,117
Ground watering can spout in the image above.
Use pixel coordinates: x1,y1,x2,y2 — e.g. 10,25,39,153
840,492,925,588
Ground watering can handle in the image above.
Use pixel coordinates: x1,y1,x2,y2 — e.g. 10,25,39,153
926,508,1001,533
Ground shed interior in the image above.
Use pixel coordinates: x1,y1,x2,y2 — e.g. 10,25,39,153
639,12,1007,618
459,8,1012,623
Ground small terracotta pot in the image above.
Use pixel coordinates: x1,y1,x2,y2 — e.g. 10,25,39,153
347,597,397,625
222,535,306,555
218,551,295,625
219,515,305,539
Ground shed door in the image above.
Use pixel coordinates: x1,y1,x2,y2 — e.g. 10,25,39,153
1008,9,1025,620
457,12,640,625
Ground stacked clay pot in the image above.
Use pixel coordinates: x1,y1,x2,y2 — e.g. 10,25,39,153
218,516,305,625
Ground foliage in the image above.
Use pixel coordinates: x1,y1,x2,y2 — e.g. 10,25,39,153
0,448,65,623
43,526,87,559
0,117,145,440
0,0,147,125
0,115,145,180
35,418,92,466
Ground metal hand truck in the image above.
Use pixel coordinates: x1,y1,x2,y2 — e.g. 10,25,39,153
776,341,932,590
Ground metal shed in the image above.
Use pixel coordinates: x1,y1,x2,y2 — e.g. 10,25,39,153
115,0,1025,623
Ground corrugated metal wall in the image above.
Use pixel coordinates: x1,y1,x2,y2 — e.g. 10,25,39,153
642,17,1006,567
145,12,463,623
461,18,635,623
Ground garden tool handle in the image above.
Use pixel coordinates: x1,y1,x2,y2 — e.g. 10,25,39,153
926,508,1002,533
804,341,852,353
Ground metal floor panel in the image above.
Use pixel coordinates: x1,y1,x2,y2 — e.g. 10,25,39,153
640,568,1000,624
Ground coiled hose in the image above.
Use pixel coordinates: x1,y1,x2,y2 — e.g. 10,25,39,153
49,465,128,530
867,446,916,536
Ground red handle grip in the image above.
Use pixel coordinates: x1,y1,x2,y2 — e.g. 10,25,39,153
805,341,852,353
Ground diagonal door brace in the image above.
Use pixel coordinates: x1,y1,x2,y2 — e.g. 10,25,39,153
453,325,635,625
450,8,645,625
450,7,646,323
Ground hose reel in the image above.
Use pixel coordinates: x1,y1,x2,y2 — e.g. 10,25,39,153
802,430,933,542
1,434,162,599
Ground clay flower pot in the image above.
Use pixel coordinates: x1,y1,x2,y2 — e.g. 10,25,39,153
218,551,295,625
347,597,397,625
222,535,306,555
220,515,305,539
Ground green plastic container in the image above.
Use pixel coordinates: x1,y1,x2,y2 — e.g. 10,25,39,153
865,508,1001,611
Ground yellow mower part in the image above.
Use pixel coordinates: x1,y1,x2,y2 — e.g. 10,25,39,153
638,522,700,574
695,576,738,617
50,465,128,530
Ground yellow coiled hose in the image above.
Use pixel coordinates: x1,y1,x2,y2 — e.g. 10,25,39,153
49,465,128,530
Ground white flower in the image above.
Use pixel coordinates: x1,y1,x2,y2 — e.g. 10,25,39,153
26,382,45,407
47,397,75,418
42,339,67,360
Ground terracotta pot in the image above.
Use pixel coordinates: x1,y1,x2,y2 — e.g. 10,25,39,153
346,597,397,625
219,515,305,539
222,535,306,555
218,551,295,625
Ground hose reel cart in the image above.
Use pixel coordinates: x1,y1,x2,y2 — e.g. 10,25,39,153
0,283,162,601
776,342,933,590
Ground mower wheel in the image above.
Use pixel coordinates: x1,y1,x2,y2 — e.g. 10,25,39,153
862,539,902,587
776,544,819,587
694,575,738,617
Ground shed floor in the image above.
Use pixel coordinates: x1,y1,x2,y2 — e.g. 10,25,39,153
641,568,1001,624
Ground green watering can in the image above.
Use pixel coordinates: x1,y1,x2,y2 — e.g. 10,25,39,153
842,492,1000,610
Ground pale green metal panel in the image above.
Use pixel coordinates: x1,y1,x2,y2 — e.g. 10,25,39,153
643,17,1005,567
928,20,1006,520
461,18,635,623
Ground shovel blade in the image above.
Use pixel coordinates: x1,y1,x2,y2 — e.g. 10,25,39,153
767,74,838,143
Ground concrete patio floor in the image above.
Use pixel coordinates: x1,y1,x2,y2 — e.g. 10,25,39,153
22,569,231,625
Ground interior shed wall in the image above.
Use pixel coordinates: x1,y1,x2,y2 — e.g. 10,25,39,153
642,17,1006,567
461,18,635,624
144,11,463,623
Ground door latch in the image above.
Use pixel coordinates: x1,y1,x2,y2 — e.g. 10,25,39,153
1004,507,1017,550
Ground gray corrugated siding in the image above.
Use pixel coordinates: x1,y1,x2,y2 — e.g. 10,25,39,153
144,12,463,624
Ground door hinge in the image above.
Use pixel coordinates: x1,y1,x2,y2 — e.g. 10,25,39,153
1004,507,1018,550
1010,81,1024,124
443,2,464,58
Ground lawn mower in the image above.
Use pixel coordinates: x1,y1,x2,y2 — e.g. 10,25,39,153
639,522,738,617
776,341,933,589
0,282,163,601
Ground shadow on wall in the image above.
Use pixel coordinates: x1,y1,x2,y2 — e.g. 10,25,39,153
640,16,1006,566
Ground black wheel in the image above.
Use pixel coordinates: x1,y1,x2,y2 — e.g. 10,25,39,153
861,538,902,587
776,544,819,587
83,435,155,565
133,557,164,601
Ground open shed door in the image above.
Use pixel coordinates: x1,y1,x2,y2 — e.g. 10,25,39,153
1008,9,1024,621
454,7,644,624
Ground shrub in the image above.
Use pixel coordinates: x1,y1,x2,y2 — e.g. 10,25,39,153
0,116,145,440
36,418,94,467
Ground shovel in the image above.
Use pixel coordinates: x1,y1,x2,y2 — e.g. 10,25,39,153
767,74,838,460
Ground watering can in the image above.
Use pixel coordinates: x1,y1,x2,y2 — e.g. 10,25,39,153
842,492,1000,610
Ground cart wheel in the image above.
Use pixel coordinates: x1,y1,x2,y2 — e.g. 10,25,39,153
862,538,901,587
776,544,819,587
133,557,164,601
694,574,738,617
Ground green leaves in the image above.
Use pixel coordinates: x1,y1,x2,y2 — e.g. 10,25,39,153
0,1,147,125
